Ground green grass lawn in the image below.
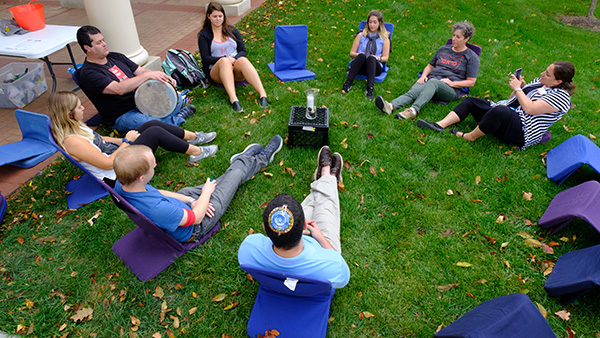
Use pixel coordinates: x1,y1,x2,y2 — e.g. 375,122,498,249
2,0,600,336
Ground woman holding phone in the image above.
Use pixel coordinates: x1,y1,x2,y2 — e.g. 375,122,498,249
416,61,575,149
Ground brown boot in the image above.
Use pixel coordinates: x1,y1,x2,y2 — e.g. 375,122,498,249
330,152,343,183
313,146,332,180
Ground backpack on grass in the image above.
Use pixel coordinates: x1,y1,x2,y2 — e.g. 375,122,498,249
162,49,209,89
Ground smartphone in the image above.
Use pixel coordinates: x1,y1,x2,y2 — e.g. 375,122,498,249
210,174,216,181
514,68,522,79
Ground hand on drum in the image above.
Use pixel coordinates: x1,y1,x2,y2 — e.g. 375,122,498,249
124,130,140,143
146,70,177,87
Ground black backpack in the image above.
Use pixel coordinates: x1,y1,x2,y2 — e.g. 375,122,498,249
162,49,209,89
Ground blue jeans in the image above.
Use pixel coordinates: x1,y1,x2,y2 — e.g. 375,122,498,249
112,91,186,133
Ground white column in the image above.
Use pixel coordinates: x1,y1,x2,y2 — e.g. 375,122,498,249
210,0,251,17
82,0,149,66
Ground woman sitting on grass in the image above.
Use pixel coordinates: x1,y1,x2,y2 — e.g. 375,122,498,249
375,21,479,119
341,10,390,100
49,91,218,185
416,61,575,150
197,1,268,112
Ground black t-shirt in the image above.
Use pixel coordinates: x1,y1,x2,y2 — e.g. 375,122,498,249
78,52,139,126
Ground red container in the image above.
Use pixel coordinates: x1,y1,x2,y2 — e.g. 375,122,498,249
9,0,45,31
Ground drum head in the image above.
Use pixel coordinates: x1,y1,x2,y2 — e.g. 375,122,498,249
135,80,179,118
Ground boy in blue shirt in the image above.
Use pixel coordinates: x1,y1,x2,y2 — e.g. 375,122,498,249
113,135,283,242
238,146,350,288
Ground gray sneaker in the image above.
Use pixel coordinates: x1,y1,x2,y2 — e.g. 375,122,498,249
188,131,217,145
189,145,218,163
261,135,283,163
230,143,263,164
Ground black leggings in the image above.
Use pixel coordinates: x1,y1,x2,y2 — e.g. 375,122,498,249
133,120,189,154
453,97,525,147
346,53,383,87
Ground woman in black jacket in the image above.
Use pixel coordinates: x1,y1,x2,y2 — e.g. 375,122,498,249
197,2,268,112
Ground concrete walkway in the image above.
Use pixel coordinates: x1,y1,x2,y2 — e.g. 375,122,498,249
0,0,265,196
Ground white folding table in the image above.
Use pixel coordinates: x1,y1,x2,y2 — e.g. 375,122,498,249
0,25,80,91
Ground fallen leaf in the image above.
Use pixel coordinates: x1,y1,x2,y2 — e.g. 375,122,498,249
417,139,426,146
500,242,509,250
503,260,511,268
153,286,164,299
152,333,162,338
17,236,24,244
87,210,102,226
567,327,575,338
540,243,554,254
446,189,454,196
555,309,570,321
369,166,377,177
340,121,348,128
547,241,560,247
358,311,375,320
524,238,542,248
471,199,482,203
189,307,197,315
455,262,472,267
524,219,534,226
475,279,488,284
517,232,534,239
475,175,481,184
559,237,569,242
436,323,444,333
263,172,273,177
495,214,506,223
436,283,459,292
522,191,532,200
535,302,548,318
223,302,239,310
483,235,496,244
70,307,93,322
285,167,296,177
367,133,373,139
590,134,597,140
131,316,140,326
212,293,227,302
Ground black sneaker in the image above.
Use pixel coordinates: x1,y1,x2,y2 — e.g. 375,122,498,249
341,82,352,94
416,119,445,133
231,101,243,112
365,86,374,100
178,105,196,119
261,135,283,163
259,97,269,107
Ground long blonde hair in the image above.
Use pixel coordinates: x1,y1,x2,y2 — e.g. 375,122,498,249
48,91,93,150
361,10,389,39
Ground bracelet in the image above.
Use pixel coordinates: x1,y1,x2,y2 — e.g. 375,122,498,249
122,138,133,144
514,88,523,92
188,197,196,206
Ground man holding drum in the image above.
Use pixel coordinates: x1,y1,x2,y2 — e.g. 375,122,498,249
76,25,196,133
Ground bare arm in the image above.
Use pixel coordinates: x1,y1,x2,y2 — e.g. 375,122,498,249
304,220,334,250
63,135,128,170
379,37,390,63
509,76,559,115
175,178,216,226
440,77,477,89
102,68,176,95
348,34,362,58
417,64,435,84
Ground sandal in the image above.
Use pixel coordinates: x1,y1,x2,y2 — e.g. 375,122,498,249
449,129,464,138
